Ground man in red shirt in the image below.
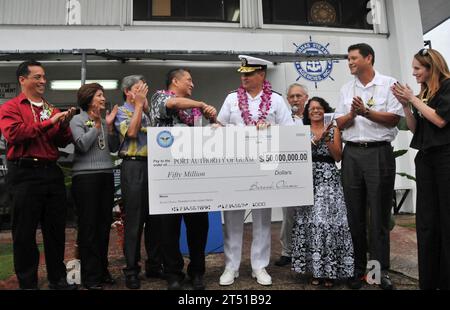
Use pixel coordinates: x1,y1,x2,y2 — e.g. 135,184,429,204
0,60,77,290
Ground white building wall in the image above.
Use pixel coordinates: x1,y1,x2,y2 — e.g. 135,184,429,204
0,0,131,26
385,0,424,213
0,0,65,25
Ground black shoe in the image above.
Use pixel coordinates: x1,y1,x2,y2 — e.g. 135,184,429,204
347,276,364,290
102,273,116,285
274,256,291,267
48,278,78,290
84,284,104,290
167,279,182,290
191,275,205,290
145,269,166,280
19,286,39,290
379,274,394,290
125,275,140,289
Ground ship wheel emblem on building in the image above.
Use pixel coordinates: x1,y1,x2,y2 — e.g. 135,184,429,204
294,36,338,88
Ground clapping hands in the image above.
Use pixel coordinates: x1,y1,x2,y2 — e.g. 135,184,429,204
130,81,149,108
312,122,333,145
391,82,414,107
106,104,119,132
351,96,367,116
51,107,77,127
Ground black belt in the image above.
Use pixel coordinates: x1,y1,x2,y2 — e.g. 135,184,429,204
346,141,390,148
121,156,147,161
312,155,335,164
8,158,57,168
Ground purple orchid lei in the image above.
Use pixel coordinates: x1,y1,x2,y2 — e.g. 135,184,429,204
237,80,272,126
158,90,202,126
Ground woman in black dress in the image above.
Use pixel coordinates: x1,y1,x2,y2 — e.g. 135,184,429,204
392,48,450,290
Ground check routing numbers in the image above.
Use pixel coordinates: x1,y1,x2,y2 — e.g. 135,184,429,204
259,151,308,163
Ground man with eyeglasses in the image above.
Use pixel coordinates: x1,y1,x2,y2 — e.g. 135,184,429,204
287,83,309,125
274,83,309,267
335,43,404,290
0,60,77,290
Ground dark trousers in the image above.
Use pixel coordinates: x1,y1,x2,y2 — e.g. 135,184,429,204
7,162,67,289
341,144,395,276
160,212,209,281
72,173,114,286
415,145,450,290
121,160,162,276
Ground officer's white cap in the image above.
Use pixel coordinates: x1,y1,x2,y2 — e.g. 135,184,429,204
237,55,272,73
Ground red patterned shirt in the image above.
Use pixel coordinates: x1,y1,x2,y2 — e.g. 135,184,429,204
0,92,72,161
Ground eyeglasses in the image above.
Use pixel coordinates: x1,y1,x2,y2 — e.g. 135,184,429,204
288,94,306,99
419,48,429,56
308,107,325,112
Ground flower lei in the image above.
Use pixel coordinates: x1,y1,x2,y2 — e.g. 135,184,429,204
85,119,95,128
29,100,54,123
39,107,52,121
158,90,202,126
237,80,272,126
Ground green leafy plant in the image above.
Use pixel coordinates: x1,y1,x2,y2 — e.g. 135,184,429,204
396,172,416,181
394,149,416,181
0,243,44,280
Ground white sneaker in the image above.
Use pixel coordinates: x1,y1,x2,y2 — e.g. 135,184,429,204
251,268,272,286
219,269,239,286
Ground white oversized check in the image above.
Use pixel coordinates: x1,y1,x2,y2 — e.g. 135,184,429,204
147,126,313,215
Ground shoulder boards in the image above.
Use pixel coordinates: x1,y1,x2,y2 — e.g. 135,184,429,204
271,90,282,96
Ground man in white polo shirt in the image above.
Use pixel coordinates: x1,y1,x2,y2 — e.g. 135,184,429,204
336,43,404,290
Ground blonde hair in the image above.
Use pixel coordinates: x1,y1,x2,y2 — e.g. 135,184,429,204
414,48,450,101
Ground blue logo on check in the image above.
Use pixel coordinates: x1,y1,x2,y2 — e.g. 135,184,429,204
156,131,174,148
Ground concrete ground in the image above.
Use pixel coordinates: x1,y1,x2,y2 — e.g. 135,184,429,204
0,214,418,290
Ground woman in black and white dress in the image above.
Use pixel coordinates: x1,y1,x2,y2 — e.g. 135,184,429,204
291,97,354,288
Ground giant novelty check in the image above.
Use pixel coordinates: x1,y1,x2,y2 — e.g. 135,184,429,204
147,126,313,215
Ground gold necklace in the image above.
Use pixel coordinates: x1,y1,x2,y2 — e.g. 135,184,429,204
29,102,39,123
98,122,106,150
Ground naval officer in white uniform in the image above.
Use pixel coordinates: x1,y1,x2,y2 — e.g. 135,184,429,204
217,55,294,286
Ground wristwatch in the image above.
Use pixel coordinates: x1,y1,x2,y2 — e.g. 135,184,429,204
363,108,370,118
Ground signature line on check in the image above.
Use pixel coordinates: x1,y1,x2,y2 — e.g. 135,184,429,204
160,191,219,196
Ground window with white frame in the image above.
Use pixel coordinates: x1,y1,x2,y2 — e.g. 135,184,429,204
262,0,375,30
133,0,240,22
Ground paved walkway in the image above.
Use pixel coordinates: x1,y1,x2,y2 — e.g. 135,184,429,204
0,215,418,290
